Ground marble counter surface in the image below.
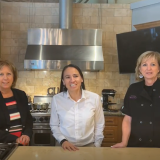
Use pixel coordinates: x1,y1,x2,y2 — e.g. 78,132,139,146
8,146,160,160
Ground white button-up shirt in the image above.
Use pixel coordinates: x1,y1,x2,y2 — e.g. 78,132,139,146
50,89,105,147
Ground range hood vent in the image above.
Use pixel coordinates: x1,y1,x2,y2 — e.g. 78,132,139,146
24,0,104,71
24,28,104,71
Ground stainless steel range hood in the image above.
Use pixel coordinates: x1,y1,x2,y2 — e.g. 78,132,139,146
24,0,104,71
24,28,103,71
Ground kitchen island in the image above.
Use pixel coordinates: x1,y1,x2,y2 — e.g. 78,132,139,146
8,146,160,160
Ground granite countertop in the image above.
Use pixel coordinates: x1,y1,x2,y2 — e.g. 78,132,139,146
103,110,124,116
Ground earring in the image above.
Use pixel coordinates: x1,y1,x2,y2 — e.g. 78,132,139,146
139,74,143,78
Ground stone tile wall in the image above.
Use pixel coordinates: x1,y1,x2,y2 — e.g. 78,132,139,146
0,2,131,103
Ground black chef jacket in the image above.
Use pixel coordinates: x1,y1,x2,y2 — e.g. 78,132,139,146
122,78,160,147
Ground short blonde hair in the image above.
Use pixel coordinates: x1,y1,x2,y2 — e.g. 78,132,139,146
135,51,160,81
0,60,17,88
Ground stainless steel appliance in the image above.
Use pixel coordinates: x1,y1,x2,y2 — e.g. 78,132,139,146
30,95,55,146
0,143,18,160
24,0,104,71
102,89,117,111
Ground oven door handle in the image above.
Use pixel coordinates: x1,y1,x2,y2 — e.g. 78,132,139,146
33,128,50,130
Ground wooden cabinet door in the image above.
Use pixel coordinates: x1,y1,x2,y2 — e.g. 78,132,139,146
103,126,118,142
105,117,118,126
102,116,124,147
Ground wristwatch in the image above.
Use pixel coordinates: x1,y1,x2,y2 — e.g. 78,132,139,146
60,139,68,145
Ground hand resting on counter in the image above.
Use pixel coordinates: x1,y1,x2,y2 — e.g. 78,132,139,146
62,141,79,151
111,142,127,148
16,135,30,146
111,115,131,148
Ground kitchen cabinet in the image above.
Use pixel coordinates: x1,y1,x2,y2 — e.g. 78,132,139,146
102,116,124,147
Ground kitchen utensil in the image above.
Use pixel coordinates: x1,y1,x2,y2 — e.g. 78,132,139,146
107,103,123,112
32,103,50,110
41,103,50,110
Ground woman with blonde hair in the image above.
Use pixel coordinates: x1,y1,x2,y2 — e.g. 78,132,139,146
0,60,33,145
112,51,160,148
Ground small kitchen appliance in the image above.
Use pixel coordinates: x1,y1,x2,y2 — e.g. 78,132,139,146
102,89,117,111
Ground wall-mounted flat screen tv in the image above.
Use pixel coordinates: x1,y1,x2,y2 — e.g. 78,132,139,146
116,26,160,74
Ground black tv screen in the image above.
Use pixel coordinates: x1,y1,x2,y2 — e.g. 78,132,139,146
116,26,160,73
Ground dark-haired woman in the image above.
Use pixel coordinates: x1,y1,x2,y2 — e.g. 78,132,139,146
0,60,33,145
50,64,104,151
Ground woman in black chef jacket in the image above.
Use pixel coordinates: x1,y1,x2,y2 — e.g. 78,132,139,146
0,60,33,145
112,51,160,148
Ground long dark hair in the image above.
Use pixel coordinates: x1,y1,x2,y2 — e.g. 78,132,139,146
60,64,85,92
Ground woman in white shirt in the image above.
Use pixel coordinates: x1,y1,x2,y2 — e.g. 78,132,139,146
50,64,104,151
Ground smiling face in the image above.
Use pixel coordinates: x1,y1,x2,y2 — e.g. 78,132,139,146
139,56,160,83
0,65,14,90
62,67,83,93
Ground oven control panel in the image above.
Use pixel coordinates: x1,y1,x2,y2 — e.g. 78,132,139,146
33,116,50,123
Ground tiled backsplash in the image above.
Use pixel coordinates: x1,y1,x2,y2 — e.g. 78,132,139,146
1,2,131,103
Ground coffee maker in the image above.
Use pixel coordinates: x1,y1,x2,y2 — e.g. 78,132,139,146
102,89,116,111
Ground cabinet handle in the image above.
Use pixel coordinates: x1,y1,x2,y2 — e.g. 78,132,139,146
106,121,113,122
106,134,113,135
